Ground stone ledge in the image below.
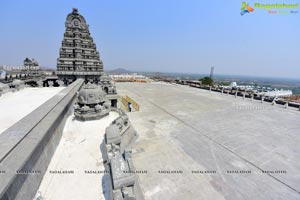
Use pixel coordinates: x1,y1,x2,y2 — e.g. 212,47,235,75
102,109,144,200
0,80,82,162
0,79,84,200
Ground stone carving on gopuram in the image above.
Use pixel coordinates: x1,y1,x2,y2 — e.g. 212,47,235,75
100,74,117,94
99,73,118,107
74,83,110,121
56,8,103,83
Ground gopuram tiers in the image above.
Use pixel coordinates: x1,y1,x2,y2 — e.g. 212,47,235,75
56,8,103,83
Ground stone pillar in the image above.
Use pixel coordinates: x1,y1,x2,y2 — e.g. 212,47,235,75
209,86,212,92
56,80,64,87
221,88,224,95
37,80,43,88
271,98,276,105
285,102,289,109
261,95,264,103
235,90,238,98
48,81,54,87
251,94,254,101
243,92,245,99
227,90,229,96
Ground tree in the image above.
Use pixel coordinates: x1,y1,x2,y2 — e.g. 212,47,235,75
219,81,230,86
199,76,214,86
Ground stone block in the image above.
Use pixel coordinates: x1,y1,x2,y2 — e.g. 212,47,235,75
106,125,121,145
110,153,135,190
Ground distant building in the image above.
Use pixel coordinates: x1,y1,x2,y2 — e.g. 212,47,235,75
56,8,104,82
228,81,293,97
24,57,38,68
258,89,293,97
41,69,55,76
230,82,237,88
110,73,151,82
210,66,214,79
23,58,40,77
0,69,6,79
0,58,40,82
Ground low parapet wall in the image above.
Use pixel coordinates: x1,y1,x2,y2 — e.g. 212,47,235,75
102,109,144,200
0,79,84,200
176,82,300,110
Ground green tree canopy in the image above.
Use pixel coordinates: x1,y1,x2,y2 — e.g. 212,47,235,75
219,81,230,86
199,77,214,86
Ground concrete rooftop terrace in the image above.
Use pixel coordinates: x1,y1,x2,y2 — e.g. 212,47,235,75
0,87,65,134
116,82,300,200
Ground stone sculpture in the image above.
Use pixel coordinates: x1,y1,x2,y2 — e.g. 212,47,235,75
74,83,110,121
102,110,141,200
11,80,25,91
0,83,10,97
56,80,64,87
48,81,54,87
99,74,117,94
37,80,43,87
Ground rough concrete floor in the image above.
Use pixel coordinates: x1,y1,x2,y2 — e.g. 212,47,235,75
36,112,119,200
116,82,300,200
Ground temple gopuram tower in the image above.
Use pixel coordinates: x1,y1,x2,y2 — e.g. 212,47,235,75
56,8,103,83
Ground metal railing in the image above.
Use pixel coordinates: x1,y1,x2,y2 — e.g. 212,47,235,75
121,95,140,112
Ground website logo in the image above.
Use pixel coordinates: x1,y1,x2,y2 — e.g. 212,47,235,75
254,3,298,14
241,2,254,16
240,2,299,15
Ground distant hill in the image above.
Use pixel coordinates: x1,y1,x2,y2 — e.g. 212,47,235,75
106,68,132,75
